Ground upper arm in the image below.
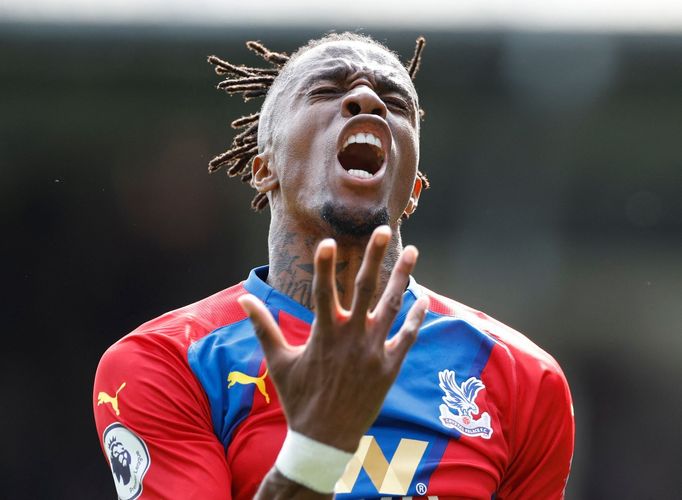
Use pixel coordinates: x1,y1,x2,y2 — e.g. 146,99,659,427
93,334,231,499
497,365,575,499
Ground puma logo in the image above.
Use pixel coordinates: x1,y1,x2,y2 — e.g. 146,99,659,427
97,382,126,416
227,369,270,404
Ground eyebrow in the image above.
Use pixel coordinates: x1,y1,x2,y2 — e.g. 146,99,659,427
300,63,352,89
374,74,415,104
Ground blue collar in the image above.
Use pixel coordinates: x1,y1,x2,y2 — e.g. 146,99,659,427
243,265,423,326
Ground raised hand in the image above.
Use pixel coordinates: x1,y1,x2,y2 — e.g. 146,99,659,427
238,225,428,453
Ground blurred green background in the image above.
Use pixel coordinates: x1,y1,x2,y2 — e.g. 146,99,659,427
1,22,681,498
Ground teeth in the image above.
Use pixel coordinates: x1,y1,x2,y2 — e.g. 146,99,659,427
342,132,382,151
347,169,374,179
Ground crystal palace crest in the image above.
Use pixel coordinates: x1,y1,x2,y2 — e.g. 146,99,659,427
437,369,493,439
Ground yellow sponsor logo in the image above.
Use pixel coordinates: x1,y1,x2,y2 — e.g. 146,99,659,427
227,368,270,404
97,382,126,416
335,435,429,495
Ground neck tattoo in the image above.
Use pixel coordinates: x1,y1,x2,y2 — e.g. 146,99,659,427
268,231,349,310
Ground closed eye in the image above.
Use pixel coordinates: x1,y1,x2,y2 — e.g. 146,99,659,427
308,86,342,97
383,96,410,113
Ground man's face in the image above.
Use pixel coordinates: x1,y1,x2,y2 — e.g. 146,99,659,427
258,40,421,235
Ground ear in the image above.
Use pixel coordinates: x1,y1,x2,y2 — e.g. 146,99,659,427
252,153,279,193
403,176,423,217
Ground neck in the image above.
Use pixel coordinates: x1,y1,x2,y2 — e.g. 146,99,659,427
266,213,403,310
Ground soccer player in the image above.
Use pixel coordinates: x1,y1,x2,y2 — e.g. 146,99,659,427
93,33,574,499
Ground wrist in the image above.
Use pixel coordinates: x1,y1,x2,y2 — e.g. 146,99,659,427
289,419,363,453
274,428,355,494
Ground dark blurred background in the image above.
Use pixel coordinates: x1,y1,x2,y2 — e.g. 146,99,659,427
1,20,681,499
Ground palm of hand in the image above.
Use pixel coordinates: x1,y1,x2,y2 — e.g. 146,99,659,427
238,226,428,453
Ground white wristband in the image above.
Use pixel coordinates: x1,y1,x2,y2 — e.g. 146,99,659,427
274,429,354,494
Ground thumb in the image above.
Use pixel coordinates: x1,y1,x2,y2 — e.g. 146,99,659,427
386,296,428,368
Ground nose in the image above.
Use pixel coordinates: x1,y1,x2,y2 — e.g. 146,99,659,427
341,85,387,119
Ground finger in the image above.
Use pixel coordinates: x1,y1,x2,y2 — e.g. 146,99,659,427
350,225,391,321
312,238,339,327
373,245,419,334
238,294,289,364
385,296,428,368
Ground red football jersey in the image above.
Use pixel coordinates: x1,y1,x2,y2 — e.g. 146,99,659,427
93,266,574,499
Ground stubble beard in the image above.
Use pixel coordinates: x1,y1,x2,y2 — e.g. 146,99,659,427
320,202,390,239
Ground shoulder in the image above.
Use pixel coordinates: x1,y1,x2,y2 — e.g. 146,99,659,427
421,285,567,383
93,288,240,499
103,281,249,362
420,285,575,493
94,281,250,418
93,281,251,438
419,284,573,434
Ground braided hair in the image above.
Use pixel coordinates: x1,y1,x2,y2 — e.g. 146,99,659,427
207,33,428,212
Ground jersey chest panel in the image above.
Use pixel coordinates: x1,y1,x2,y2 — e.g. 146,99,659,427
190,310,510,499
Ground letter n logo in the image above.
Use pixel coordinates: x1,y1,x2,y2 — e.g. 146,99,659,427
335,436,429,495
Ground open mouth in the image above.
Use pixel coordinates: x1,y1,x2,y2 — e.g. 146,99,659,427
337,132,385,180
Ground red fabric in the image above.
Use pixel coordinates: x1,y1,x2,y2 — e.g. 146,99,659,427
93,284,248,499
226,358,286,500
94,281,574,499
226,310,310,500
427,344,513,497
424,288,574,499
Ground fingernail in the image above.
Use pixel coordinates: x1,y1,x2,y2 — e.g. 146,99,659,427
375,226,391,245
237,295,252,313
318,240,334,258
404,246,418,264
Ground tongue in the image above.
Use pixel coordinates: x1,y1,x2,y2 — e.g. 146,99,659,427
338,143,382,175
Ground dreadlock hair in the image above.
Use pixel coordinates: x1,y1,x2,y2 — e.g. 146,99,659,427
207,33,429,213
